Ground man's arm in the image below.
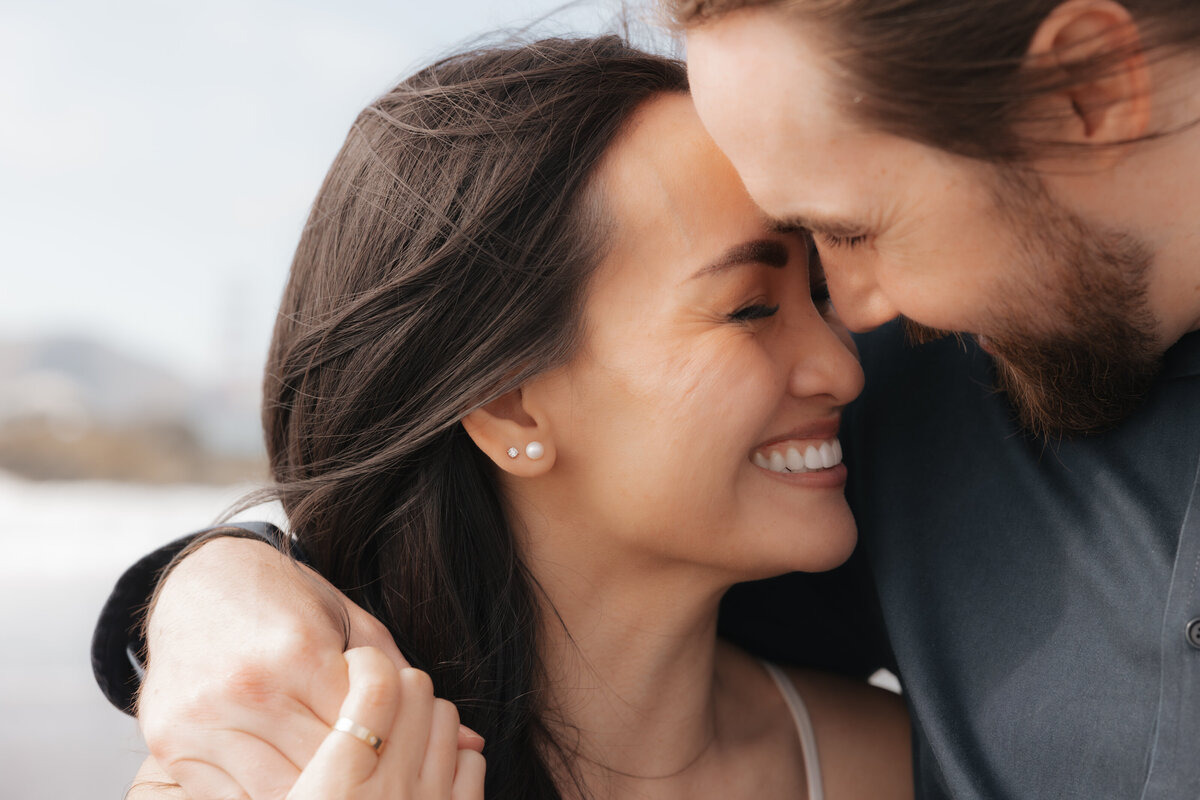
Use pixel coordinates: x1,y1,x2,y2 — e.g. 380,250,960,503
91,522,292,714
127,648,487,800
94,530,480,800
140,535,407,799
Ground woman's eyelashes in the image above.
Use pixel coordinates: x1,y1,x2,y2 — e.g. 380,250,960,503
728,284,828,323
729,302,780,322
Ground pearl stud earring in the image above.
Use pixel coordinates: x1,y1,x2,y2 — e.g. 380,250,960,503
525,441,545,460
506,447,519,459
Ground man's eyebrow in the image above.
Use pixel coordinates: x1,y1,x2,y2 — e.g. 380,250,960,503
690,239,790,280
768,214,864,238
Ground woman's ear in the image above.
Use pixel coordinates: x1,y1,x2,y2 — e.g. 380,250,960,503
1026,0,1151,149
461,387,556,476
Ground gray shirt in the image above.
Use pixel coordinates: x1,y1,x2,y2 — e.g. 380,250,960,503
845,322,1200,799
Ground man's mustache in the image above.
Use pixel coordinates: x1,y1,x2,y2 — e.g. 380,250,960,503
901,317,957,346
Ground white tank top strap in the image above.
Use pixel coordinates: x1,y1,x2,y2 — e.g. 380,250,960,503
762,661,825,800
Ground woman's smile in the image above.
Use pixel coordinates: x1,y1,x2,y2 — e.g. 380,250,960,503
752,437,844,473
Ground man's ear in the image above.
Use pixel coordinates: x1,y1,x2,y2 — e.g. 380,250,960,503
461,387,556,476
1027,0,1151,147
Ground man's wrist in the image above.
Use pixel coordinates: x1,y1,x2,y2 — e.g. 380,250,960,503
90,522,291,714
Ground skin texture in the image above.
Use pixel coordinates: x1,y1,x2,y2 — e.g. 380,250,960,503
135,94,910,800
685,1,1200,434
469,95,864,583
135,538,483,799
131,648,484,800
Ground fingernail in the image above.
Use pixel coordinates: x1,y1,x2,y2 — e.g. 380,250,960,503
459,724,486,751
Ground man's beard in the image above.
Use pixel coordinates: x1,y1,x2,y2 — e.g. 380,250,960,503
905,176,1161,439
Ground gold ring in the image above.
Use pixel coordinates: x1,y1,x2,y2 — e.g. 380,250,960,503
333,716,385,755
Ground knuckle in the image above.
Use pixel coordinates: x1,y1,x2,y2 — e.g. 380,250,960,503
267,625,323,663
433,697,461,727
358,614,394,647
354,665,400,709
398,667,434,698
224,662,287,708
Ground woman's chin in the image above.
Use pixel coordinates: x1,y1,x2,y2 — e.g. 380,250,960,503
730,513,858,580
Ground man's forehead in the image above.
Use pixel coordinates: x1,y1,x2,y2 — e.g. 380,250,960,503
687,5,849,129
686,7,885,207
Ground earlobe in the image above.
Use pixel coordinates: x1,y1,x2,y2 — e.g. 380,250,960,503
1026,0,1151,148
461,388,556,476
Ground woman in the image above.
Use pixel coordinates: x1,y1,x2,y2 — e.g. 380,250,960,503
128,35,910,799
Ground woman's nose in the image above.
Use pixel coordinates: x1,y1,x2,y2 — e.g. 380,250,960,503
786,313,865,407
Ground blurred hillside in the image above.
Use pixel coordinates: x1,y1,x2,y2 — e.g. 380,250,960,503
0,336,265,483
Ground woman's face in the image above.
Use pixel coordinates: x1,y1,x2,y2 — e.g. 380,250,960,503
524,94,863,579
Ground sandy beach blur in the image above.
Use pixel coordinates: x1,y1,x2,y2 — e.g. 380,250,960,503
0,475,263,800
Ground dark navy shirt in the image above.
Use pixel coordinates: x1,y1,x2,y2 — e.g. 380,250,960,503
842,322,1200,800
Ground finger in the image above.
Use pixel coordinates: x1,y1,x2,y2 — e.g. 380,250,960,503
127,756,189,800
458,726,486,753
450,750,487,800
342,599,493,754
147,732,296,800
344,601,410,673
417,698,461,797
287,648,401,800
311,648,400,782
379,667,436,779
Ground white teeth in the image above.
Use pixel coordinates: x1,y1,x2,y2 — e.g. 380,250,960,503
819,442,835,468
751,437,843,474
804,445,822,470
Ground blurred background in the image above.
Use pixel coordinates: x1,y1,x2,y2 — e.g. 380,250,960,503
0,1,660,796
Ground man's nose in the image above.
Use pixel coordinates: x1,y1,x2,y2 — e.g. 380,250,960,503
824,261,899,333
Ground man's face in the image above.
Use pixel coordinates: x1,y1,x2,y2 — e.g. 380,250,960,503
686,7,1161,436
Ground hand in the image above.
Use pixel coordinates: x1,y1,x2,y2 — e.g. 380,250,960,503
289,648,485,800
137,536,484,800
127,756,188,799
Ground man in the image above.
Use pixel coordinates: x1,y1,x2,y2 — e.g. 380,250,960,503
675,1,1200,797
95,1,1200,797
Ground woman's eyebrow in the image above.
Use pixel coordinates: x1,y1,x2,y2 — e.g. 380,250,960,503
690,239,789,281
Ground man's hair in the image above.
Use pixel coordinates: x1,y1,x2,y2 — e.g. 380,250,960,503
666,0,1200,161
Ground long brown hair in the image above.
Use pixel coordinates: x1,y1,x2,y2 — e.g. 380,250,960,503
666,0,1200,161
259,36,687,799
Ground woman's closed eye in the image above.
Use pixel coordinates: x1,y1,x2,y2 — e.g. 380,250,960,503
728,302,780,322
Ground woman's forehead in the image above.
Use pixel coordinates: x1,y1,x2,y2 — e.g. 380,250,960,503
594,94,770,281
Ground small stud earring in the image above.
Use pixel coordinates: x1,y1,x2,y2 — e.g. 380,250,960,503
506,447,519,459
525,441,545,460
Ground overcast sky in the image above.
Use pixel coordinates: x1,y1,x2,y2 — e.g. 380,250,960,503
1,0,669,382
